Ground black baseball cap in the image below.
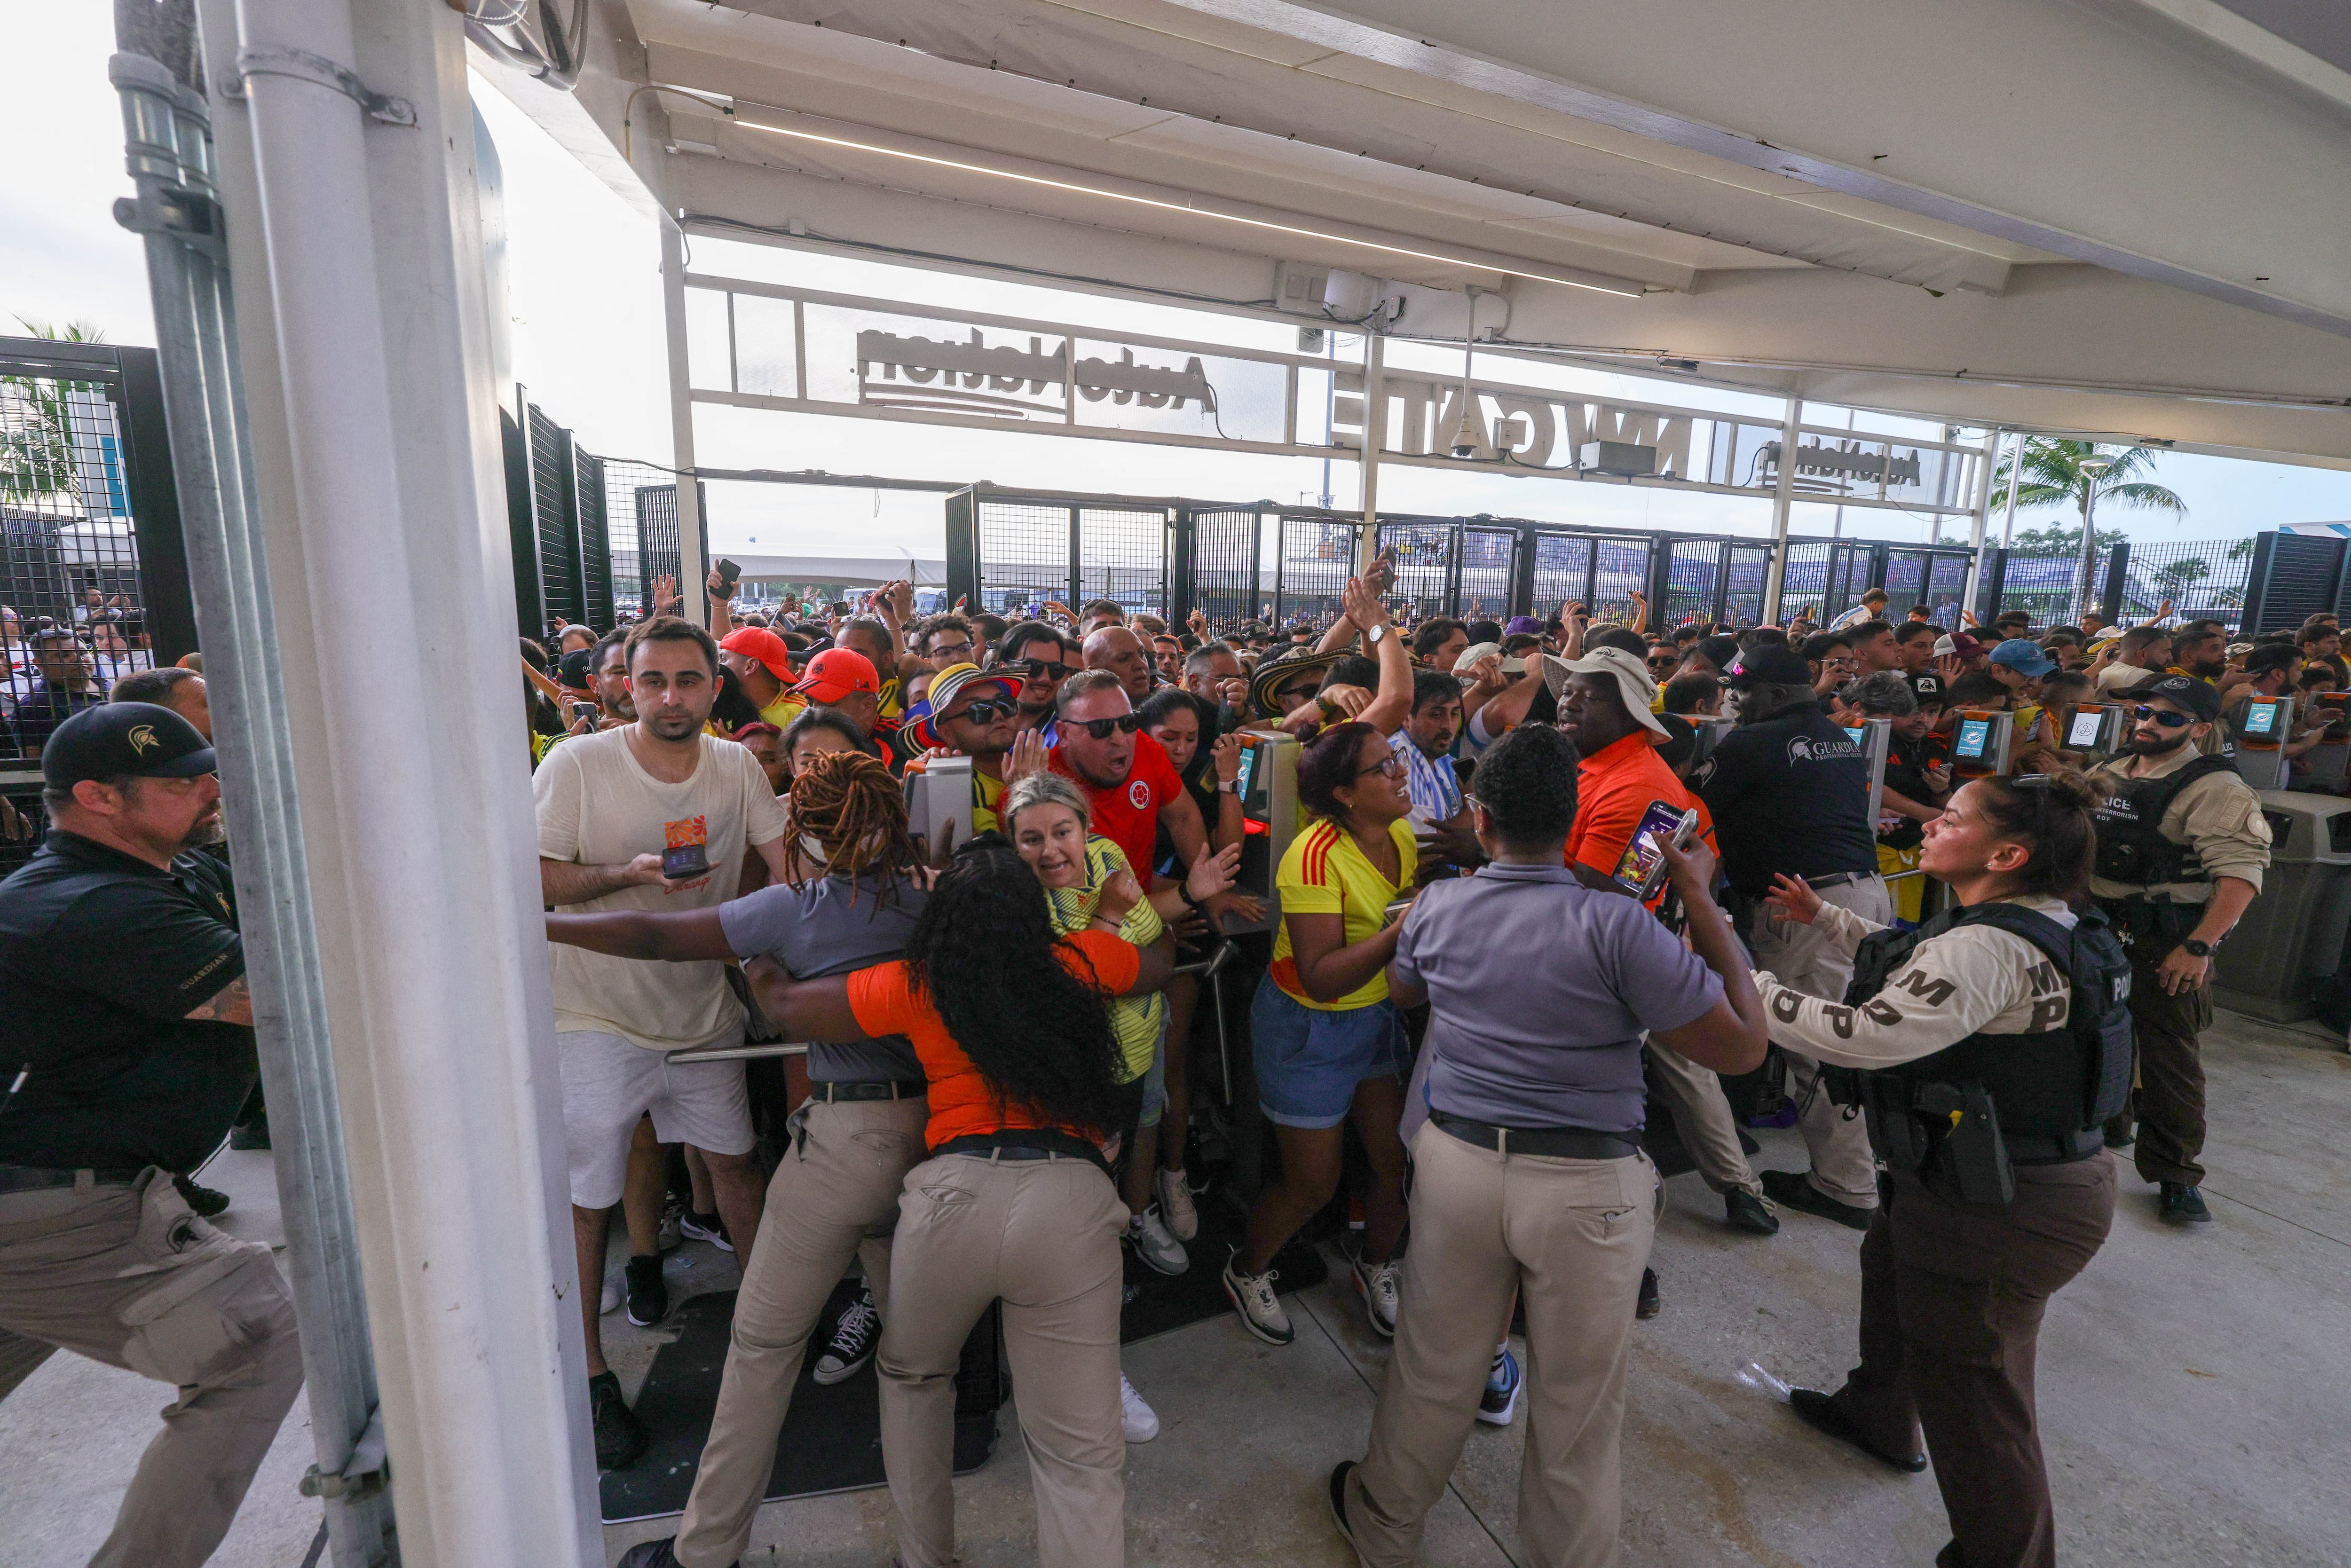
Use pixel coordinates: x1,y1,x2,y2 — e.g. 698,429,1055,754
42,702,216,789
1725,644,1815,688
2136,675,2221,723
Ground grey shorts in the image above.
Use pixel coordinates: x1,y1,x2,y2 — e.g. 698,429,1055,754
557,1030,754,1208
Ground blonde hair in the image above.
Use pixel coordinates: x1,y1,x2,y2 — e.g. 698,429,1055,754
1001,772,1091,837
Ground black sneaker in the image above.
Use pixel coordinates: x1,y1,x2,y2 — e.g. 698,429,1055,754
589,1371,648,1470
812,1284,880,1385
171,1174,231,1218
1327,1459,1368,1563
1761,1168,1875,1232
2158,1182,2211,1224
624,1254,669,1327
1725,1188,1780,1236
1636,1267,1662,1320
615,1537,734,1568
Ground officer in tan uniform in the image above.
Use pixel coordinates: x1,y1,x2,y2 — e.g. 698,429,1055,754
0,705,302,1568
2086,676,2271,1224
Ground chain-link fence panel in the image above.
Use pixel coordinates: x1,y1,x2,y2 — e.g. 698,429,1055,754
974,499,1074,620
601,460,686,617
2123,537,2255,627
1592,536,1651,624
1725,542,1771,627
1530,532,1593,617
1925,552,1970,629
1457,525,1516,623
1073,505,1171,619
1380,520,1454,623
1274,514,1359,629
1188,507,1261,634
1663,539,1724,629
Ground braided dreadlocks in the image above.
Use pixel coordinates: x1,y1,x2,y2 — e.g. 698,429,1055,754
786,749,920,900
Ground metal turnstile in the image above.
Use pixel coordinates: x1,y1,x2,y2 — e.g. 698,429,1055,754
1224,732,1300,937
1948,709,2017,780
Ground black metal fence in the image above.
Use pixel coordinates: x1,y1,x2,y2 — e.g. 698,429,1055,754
504,395,683,642
1,337,196,873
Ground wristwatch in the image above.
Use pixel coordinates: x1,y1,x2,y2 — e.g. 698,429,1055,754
1365,622,1389,647
1218,778,1239,793
2181,937,2217,958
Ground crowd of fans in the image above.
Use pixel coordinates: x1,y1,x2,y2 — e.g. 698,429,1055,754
3,554,2317,1568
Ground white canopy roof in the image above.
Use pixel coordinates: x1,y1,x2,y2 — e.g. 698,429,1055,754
726,550,946,586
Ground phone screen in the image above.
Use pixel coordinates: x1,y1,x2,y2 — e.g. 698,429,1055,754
661,843,710,880
2242,701,2280,736
2067,709,2105,748
1611,800,1689,897
1955,718,1991,760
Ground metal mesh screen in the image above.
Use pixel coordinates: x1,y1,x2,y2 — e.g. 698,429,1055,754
1925,553,1970,628
976,500,1074,619
1274,514,1359,628
1882,548,1928,616
1780,541,1831,624
1531,533,1593,615
1189,507,1261,632
2123,537,2254,628
1457,526,1515,622
1664,539,1724,629
2248,534,2337,635
1592,537,1650,623
1073,506,1170,618
1991,548,2093,627
574,448,613,631
610,466,684,613
1380,521,1454,623
1725,543,1771,627
527,404,581,634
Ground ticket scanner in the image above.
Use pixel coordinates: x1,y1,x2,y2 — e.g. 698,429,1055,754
1226,731,1300,936
903,754,973,861
1948,709,2017,780
2058,703,2130,761
2229,694,2296,791
1842,717,1893,823
1686,714,1736,770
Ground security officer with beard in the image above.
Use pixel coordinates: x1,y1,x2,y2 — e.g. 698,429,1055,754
2086,675,2269,1224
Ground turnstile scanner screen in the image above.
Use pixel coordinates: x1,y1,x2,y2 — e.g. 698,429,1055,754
1955,718,1991,760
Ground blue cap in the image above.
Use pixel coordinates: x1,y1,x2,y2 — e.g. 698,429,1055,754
1988,638,2056,679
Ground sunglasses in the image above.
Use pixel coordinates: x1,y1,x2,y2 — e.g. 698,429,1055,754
947,698,1016,725
1069,712,1144,741
1019,658,1071,684
2130,705,2195,729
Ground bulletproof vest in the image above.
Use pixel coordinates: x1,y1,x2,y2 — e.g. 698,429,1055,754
1833,903,2135,1199
2090,754,2238,889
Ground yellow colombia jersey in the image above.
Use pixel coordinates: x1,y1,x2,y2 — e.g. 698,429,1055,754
1271,815,1418,1012
1042,835,1165,1081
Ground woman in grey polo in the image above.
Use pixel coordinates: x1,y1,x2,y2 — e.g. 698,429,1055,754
1326,723,1768,1568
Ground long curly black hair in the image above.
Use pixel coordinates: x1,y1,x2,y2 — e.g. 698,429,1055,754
904,838,1126,1134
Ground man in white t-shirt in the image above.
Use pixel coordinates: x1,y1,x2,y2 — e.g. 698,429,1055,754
535,615,792,1469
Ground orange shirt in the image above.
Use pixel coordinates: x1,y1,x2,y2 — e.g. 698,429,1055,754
846,929,1141,1149
1567,730,1716,904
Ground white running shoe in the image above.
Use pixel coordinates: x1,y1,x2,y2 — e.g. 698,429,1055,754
1154,1166,1199,1241
1120,1373,1160,1442
600,1276,622,1316
1221,1253,1294,1345
1352,1255,1402,1338
1128,1206,1191,1276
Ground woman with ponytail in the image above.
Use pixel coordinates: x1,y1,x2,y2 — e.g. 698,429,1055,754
741,837,1173,1568
1755,768,2129,1568
550,750,937,1568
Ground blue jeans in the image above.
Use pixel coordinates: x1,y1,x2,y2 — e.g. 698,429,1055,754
1251,977,1407,1130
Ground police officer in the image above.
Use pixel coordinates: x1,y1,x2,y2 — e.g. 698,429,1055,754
2086,675,2269,1223
1695,642,1890,1229
0,704,302,1568
1756,770,2129,1568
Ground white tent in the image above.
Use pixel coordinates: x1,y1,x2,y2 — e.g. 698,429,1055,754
725,549,946,586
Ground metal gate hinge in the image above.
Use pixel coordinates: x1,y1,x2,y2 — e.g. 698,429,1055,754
221,45,418,128
299,1403,389,1500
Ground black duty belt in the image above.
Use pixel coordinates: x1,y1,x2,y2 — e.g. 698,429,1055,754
2005,1128,2106,1166
932,1129,1114,1181
1805,871,1873,891
810,1079,927,1103
0,1165,144,1194
1431,1111,1641,1162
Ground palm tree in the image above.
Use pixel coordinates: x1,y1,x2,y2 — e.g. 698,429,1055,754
1991,438,2186,613
1,317,109,508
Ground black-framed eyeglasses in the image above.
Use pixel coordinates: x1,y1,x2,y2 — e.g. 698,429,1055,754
1070,712,1144,740
930,640,974,658
948,698,1016,725
2130,705,2195,728
1356,754,1406,780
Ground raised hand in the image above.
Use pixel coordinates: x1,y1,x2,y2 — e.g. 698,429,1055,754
1762,872,1822,925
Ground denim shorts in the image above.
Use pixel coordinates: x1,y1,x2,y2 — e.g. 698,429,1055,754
1250,977,1408,1130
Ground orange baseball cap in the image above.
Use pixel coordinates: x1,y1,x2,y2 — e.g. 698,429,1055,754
719,627,796,683
792,646,881,704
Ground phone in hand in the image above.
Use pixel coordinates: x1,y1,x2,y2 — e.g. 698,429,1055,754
829,600,852,616
660,843,711,880
569,701,599,727
714,557,742,589
1612,800,1700,899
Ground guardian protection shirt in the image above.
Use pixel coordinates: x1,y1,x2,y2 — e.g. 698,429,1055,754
1696,703,1878,896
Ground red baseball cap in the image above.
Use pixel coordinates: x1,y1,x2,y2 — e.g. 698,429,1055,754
718,627,795,683
793,647,881,704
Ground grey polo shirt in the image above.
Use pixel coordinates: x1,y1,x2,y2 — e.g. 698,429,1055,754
719,871,927,1083
1392,862,1722,1135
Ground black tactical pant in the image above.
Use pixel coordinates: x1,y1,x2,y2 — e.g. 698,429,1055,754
2116,944,2213,1187
1828,1157,2116,1568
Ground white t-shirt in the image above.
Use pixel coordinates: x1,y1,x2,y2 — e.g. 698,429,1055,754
533,727,789,1050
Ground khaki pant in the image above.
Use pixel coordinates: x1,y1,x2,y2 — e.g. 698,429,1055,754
0,1171,303,1568
1343,1123,1657,1568
1829,1158,2116,1568
1644,1040,1760,1198
2121,947,2213,1187
1749,875,1894,1208
676,1095,929,1568
878,1150,1129,1568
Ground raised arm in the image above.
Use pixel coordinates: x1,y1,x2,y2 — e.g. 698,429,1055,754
541,854,670,906
1348,577,1413,734
1644,839,1766,1074
742,956,869,1040
545,906,736,961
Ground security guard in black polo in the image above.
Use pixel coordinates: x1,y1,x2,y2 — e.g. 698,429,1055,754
2086,675,2270,1224
1752,770,2126,1568
0,703,302,1568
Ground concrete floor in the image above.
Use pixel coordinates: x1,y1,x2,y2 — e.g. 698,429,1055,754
7,1011,2349,1567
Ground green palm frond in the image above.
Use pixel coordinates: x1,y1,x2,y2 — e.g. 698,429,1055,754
1990,437,2188,523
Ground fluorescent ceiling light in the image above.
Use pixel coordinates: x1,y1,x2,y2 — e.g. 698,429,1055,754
729,113,1646,299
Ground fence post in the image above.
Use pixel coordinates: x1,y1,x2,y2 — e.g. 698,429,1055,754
1168,507,1196,627
943,488,979,610
1644,536,1675,627
1976,548,2007,622
2101,540,2132,625
1508,525,1537,621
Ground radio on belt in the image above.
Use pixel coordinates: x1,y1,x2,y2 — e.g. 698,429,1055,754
1223,731,1299,936
2228,693,2295,791
1947,709,2016,780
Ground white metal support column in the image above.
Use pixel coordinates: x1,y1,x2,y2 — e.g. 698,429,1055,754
1760,394,1803,624
662,220,709,626
1358,331,1385,570
2000,434,2026,547
1962,429,2001,616
200,0,600,1560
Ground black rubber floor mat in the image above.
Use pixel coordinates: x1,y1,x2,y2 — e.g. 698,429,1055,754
1118,1187,1328,1344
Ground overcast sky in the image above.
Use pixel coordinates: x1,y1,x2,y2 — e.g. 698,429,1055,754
11,5,2351,562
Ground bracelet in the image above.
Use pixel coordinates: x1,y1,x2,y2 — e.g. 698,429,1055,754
1177,883,1203,908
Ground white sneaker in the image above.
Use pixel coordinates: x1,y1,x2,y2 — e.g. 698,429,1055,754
1128,1206,1190,1276
600,1277,622,1316
1221,1253,1294,1345
1120,1372,1160,1442
1154,1166,1199,1241
1352,1255,1402,1338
